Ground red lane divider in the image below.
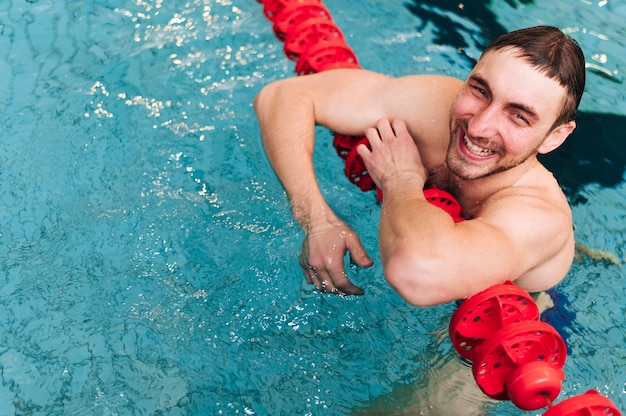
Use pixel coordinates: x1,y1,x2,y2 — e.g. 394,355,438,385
449,282,622,414
284,18,344,60
295,38,359,75
472,320,566,408
449,281,539,362
423,187,465,223
273,1,332,41
333,133,361,160
543,390,622,416
258,3,622,413
343,137,374,192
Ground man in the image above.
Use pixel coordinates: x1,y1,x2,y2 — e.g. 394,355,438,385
254,26,586,305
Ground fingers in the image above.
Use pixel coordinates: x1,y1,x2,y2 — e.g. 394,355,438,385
345,232,374,269
374,118,397,140
298,220,370,296
331,270,365,295
299,253,367,296
365,118,406,143
390,118,409,138
300,252,339,294
302,264,365,296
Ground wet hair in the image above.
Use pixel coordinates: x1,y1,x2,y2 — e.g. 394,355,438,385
482,25,586,129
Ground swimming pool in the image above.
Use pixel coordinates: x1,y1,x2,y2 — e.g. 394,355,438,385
0,0,624,414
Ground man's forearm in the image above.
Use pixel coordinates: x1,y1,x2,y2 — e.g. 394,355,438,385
254,80,329,229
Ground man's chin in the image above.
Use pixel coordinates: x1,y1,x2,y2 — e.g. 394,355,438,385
446,154,486,181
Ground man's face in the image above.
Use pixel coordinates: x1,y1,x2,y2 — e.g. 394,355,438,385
446,48,568,180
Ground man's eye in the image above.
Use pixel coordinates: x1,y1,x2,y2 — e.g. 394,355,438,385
472,86,486,96
515,113,530,125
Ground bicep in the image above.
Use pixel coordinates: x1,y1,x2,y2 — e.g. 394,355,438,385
310,69,396,134
309,70,462,137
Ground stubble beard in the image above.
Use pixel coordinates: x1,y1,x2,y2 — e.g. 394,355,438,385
444,125,538,181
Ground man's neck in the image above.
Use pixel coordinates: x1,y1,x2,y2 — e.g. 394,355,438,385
433,157,541,218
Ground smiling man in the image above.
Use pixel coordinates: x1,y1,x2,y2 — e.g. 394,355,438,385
254,26,586,305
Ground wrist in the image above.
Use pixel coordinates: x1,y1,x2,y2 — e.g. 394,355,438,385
290,196,339,233
381,171,427,198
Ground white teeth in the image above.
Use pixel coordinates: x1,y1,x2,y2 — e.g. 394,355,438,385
464,134,495,157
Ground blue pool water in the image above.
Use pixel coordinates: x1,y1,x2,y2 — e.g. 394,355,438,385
0,0,624,415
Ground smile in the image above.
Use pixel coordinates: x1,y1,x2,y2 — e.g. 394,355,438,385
463,134,496,157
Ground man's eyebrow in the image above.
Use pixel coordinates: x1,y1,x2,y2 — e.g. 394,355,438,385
469,74,489,89
509,102,539,121
469,74,539,120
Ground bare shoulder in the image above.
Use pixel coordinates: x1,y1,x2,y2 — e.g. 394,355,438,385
375,73,464,125
480,164,571,222
475,165,575,291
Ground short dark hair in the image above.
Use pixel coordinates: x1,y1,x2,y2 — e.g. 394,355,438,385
482,26,586,128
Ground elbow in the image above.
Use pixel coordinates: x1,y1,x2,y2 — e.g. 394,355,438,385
254,76,301,110
253,82,278,116
384,253,456,307
253,82,286,148
253,79,312,131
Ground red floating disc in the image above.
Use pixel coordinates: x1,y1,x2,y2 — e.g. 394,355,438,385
449,281,539,361
344,137,375,191
472,320,567,401
263,0,321,22
507,361,565,410
333,133,363,160
262,0,283,20
295,39,359,75
273,2,332,41
543,390,622,416
284,18,343,60
316,60,361,72
423,187,464,222
376,186,383,202
374,186,463,221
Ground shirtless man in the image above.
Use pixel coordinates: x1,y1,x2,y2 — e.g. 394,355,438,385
254,25,586,305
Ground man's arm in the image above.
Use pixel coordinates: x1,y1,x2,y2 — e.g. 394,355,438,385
254,70,384,294
253,69,462,295
358,120,574,305
381,186,574,306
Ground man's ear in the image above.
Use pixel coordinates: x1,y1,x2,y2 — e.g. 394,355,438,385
538,121,576,154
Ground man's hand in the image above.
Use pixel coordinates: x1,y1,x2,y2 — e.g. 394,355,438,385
358,118,428,192
299,220,373,295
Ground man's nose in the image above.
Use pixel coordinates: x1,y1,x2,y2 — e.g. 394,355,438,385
467,105,499,138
